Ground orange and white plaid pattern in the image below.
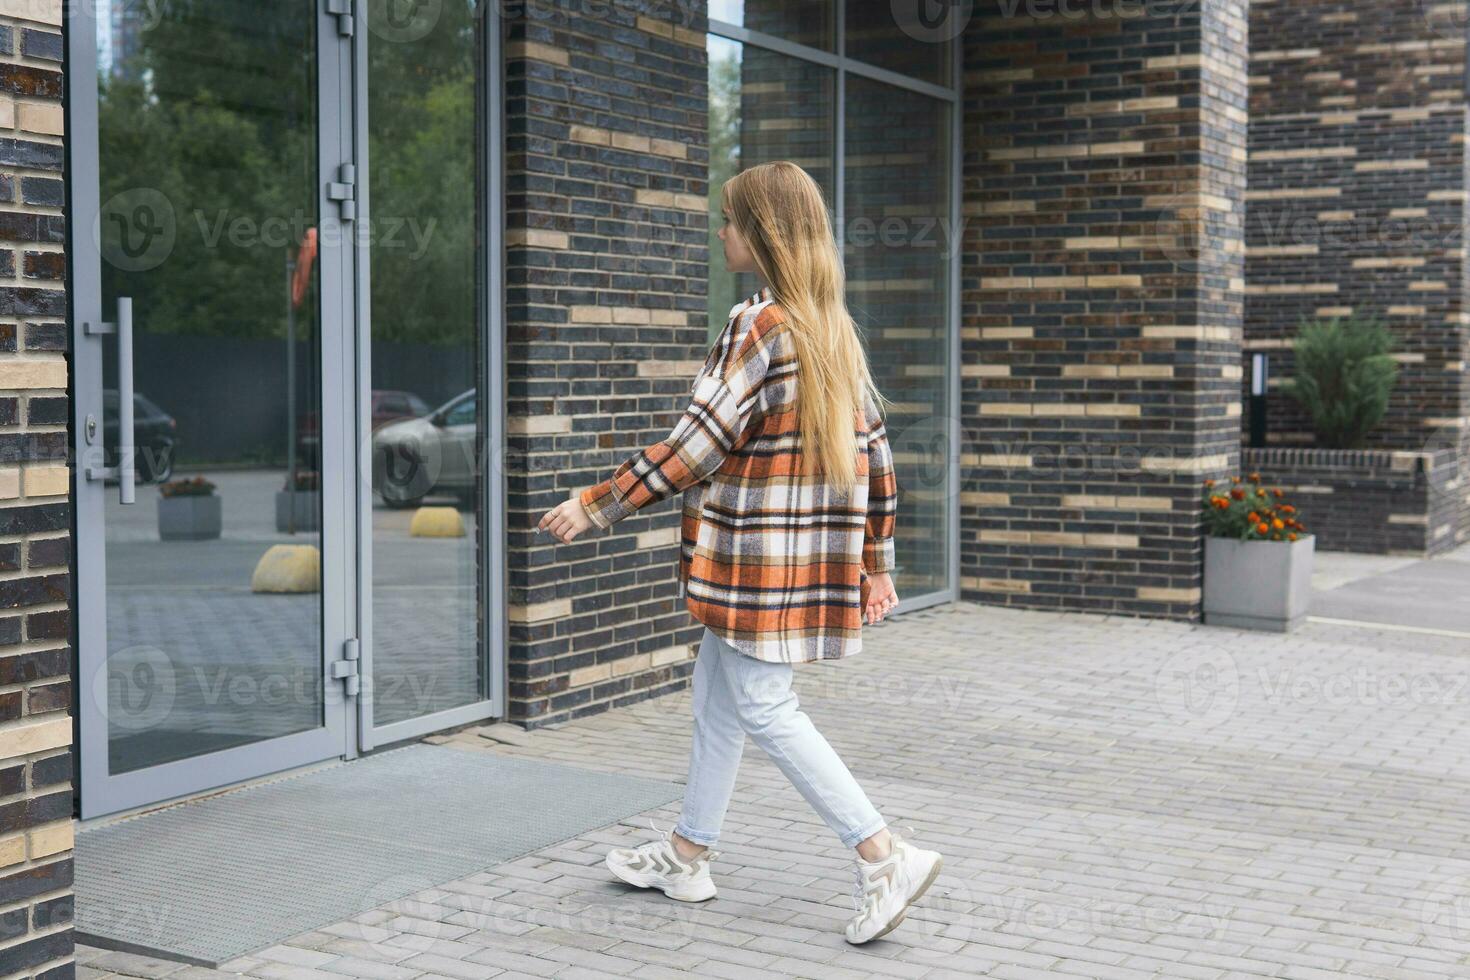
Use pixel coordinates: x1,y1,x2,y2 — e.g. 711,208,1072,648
580,287,898,664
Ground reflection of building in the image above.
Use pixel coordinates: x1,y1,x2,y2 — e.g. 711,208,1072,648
3,0,1469,966
106,0,147,80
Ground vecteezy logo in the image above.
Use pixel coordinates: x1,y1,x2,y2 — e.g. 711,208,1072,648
892,0,974,43
1424,0,1469,43
351,872,442,948
1153,647,1240,730
96,188,177,273
95,645,177,733
1152,190,1204,271
368,0,443,42
887,413,966,505
1421,872,1470,944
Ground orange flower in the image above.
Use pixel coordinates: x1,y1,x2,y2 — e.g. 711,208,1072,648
1256,522,1269,535
1230,488,1246,501
1272,488,1283,497
1203,478,1216,488
1272,518,1284,530
1248,472,1260,483
1281,504,1295,514
1288,532,1298,541
1247,511,1260,523
1231,476,1241,484
1255,488,1266,498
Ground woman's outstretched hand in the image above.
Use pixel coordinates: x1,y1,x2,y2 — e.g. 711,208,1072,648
539,495,594,542
864,571,898,625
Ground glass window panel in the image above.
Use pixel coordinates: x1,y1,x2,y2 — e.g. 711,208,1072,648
844,75,951,598
367,1,484,726
707,35,835,339
844,0,954,85
96,0,323,774
709,0,833,51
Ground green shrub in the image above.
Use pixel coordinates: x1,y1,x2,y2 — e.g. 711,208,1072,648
1280,313,1399,449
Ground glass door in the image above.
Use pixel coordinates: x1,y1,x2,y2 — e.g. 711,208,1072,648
355,0,503,747
71,1,357,818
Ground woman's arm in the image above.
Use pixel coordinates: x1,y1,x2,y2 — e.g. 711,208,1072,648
571,311,781,532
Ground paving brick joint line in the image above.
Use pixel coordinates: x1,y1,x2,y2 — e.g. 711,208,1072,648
78,602,1470,979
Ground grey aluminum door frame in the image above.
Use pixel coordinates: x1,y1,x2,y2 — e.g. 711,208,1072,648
68,3,358,819
352,1,507,753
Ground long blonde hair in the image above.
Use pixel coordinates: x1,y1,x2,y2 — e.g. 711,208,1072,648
721,161,887,489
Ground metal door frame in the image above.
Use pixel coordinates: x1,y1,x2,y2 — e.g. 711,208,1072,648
350,0,506,753
68,2,357,819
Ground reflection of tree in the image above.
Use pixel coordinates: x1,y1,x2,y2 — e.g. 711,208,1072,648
367,2,478,346
707,46,741,339
98,0,317,339
96,0,480,348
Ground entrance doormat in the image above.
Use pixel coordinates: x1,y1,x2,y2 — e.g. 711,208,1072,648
75,742,684,966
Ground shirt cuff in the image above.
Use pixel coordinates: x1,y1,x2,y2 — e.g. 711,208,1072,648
863,537,896,575
579,482,618,529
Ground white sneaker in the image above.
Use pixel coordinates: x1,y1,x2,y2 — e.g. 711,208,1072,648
605,821,719,902
845,830,943,944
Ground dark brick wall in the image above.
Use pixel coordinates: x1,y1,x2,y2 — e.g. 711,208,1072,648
503,2,711,726
958,1,1248,620
1246,0,1470,552
0,0,74,973
1242,447,1459,555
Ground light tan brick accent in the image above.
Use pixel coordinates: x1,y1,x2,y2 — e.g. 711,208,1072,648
636,527,679,551
22,465,66,497
638,359,703,378
0,835,22,869
0,0,60,26
1136,586,1202,602
651,644,694,666
0,358,66,390
569,663,612,688
506,228,569,249
506,40,568,66
506,415,573,436
0,717,71,758
28,820,72,860
963,577,1031,593
508,598,573,624
17,101,60,136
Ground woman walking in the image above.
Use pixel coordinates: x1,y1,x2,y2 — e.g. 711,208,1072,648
537,160,941,945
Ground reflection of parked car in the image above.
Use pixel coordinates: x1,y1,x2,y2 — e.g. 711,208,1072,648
296,389,431,465
372,390,477,509
102,390,177,483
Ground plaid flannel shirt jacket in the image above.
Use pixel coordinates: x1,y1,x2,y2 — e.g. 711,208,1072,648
579,287,898,664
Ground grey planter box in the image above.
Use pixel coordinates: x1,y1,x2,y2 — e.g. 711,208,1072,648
157,494,222,541
1203,534,1315,632
275,490,321,533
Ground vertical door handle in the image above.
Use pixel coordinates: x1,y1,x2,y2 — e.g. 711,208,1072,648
84,297,137,504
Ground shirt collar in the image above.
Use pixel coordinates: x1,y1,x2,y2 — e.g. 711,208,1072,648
727,285,773,324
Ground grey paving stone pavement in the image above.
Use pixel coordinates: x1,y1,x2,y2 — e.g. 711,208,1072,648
78,599,1470,977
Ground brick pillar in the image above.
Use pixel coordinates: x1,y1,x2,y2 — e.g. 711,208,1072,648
960,0,1248,619
1246,0,1470,552
503,2,711,726
0,0,74,974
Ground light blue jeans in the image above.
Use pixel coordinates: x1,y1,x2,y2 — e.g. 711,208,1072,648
673,627,888,850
